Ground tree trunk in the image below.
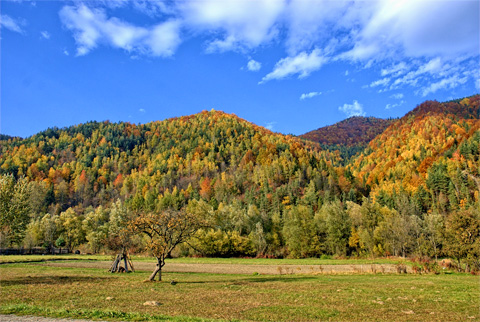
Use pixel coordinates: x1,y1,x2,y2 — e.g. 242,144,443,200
149,258,163,281
123,254,129,273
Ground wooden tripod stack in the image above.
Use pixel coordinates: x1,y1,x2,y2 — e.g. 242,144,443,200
109,252,135,273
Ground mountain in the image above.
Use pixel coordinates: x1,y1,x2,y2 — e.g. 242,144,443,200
300,116,395,163
349,95,480,212
0,110,340,214
300,116,394,147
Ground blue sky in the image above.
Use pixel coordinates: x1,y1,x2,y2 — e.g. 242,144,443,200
1,0,479,138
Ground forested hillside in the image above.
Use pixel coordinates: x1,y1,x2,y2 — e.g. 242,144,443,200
0,110,346,257
301,116,394,162
0,97,479,269
0,110,340,213
350,96,480,212
301,116,394,147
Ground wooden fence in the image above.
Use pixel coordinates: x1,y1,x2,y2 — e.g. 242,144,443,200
0,247,70,255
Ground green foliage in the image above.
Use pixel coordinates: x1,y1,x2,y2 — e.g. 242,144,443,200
319,201,351,256
55,236,66,248
375,207,416,258
105,199,135,253
0,174,31,246
192,229,256,257
83,206,109,253
56,208,85,251
420,212,444,260
444,208,480,271
283,205,322,258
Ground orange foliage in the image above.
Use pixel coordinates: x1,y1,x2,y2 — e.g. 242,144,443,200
199,177,212,200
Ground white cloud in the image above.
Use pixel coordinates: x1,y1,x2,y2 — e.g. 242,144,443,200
40,31,50,39
369,77,390,88
390,71,418,89
57,1,480,61
261,49,328,83
342,0,479,61
339,100,365,117
88,0,175,16
366,56,476,95
390,93,404,100
417,57,443,75
0,14,24,33
386,100,405,110
284,0,351,55
300,91,321,100
206,35,238,53
337,1,478,94
63,49,69,56
131,0,176,16
59,4,181,57
421,75,468,97
381,62,408,77
139,108,146,113
179,0,284,52
247,59,261,71
55,1,479,95
146,20,182,57
265,122,276,131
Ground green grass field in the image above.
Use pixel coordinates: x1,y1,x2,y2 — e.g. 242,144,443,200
0,260,478,321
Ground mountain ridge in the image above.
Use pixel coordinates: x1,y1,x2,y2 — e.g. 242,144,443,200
300,116,395,148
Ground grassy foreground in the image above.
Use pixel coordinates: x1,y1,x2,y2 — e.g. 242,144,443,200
1,263,478,321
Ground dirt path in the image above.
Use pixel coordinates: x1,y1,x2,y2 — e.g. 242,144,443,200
39,260,409,274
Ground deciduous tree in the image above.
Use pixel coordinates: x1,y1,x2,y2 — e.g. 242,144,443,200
132,208,203,281
444,208,480,271
0,174,30,246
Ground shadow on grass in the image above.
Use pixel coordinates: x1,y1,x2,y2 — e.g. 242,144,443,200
0,258,99,265
1,275,112,286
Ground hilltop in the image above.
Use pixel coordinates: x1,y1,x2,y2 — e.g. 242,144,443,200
300,116,394,147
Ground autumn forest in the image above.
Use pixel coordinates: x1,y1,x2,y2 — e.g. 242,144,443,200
1,95,479,270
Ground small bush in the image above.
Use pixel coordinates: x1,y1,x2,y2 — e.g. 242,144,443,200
396,264,407,274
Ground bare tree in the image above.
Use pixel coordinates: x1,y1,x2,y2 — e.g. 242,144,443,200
132,208,202,281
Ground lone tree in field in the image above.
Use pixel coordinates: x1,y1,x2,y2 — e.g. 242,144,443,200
132,208,202,281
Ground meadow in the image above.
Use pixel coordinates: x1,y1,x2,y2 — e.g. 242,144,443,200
0,256,478,321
